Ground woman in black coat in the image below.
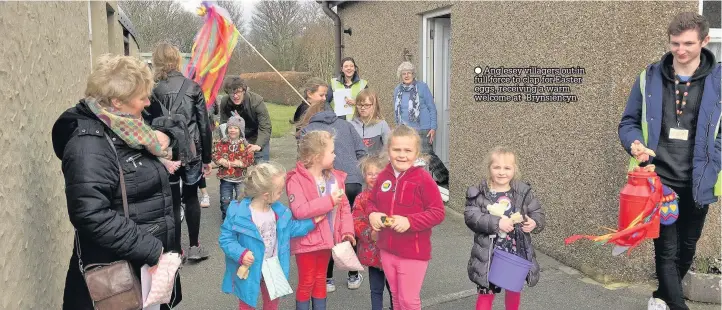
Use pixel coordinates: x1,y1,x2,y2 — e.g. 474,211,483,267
51,54,181,309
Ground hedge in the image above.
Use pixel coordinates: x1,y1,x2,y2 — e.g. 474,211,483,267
234,71,314,106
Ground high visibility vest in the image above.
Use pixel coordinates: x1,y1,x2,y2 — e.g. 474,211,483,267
630,69,721,195
330,78,368,121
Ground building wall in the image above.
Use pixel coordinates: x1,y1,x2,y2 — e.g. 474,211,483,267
129,36,140,57
338,0,719,282
0,1,141,307
0,2,89,308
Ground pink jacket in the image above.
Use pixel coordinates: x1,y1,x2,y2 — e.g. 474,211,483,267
286,161,354,255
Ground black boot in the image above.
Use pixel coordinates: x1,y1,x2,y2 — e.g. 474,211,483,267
312,297,327,310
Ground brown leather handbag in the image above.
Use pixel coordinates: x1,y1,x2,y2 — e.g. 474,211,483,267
74,135,143,310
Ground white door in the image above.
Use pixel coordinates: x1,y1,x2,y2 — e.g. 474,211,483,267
432,17,451,166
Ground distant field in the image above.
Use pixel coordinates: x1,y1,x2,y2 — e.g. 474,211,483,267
266,102,297,138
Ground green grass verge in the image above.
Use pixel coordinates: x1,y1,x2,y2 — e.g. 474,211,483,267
266,102,297,138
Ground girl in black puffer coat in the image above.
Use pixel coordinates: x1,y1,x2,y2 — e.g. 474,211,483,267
464,146,545,310
51,54,181,309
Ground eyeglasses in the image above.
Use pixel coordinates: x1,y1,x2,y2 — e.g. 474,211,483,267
357,104,374,109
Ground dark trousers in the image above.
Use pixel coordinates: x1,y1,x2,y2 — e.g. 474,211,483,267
652,186,709,310
327,183,363,279
170,170,202,249
369,266,393,310
220,179,242,220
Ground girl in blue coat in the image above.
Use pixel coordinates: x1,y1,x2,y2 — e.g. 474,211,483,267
220,162,326,309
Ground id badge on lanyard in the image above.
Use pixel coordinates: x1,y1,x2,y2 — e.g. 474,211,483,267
669,127,689,141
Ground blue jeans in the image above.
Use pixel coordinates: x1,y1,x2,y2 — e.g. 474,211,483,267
369,266,393,310
220,180,243,220
254,141,270,163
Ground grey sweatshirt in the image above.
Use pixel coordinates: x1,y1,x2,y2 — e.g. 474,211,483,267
350,117,391,156
300,111,368,184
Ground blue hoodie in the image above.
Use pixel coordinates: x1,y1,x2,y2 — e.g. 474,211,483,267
300,111,368,184
219,198,315,308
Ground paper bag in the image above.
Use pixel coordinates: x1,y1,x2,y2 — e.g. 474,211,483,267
141,265,160,310
332,241,365,271
261,256,294,300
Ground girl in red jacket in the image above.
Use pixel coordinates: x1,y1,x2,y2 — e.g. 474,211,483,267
353,155,394,310
368,125,446,310
286,130,356,310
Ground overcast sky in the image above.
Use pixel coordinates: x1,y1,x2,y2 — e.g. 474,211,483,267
177,0,259,26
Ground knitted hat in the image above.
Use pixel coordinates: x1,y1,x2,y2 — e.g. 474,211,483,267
226,111,245,138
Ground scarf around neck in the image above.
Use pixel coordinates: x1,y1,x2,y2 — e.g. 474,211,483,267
395,81,420,124
85,98,167,158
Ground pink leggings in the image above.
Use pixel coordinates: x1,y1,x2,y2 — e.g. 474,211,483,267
238,278,279,310
475,290,521,310
379,250,429,310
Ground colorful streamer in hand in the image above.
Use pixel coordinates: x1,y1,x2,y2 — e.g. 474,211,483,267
564,177,668,256
184,1,240,110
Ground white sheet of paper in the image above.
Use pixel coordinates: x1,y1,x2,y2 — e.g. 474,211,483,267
141,265,161,310
333,89,354,116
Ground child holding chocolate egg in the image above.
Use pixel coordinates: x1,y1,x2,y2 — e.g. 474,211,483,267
464,146,546,310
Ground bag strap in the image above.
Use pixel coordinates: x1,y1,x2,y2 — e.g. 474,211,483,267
75,133,129,274
150,78,190,117
169,79,191,116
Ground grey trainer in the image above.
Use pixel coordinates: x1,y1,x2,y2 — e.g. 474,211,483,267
187,245,209,261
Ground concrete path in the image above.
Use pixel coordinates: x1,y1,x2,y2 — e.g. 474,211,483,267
173,134,718,310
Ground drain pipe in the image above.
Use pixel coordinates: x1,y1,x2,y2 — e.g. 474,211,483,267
321,1,342,73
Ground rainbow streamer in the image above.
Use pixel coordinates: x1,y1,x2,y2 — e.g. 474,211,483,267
564,177,664,256
184,1,240,110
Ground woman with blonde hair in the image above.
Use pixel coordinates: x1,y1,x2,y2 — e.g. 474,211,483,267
52,54,182,309
146,42,214,262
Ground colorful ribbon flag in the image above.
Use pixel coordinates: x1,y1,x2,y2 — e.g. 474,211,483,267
184,1,240,110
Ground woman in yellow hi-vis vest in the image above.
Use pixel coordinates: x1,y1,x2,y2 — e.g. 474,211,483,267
326,57,369,121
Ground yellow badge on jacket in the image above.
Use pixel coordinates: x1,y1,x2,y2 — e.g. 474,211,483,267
381,180,392,192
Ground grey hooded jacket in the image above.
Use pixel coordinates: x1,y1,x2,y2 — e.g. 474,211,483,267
464,180,546,289
300,111,368,184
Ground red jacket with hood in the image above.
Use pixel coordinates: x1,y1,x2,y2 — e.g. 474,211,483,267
366,164,445,261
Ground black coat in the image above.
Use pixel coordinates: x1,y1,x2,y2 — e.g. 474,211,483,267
464,180,546,289
52,100,181,309
147,71,213,164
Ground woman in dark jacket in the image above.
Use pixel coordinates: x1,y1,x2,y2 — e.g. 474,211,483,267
52,54,181,309
146,42,213,261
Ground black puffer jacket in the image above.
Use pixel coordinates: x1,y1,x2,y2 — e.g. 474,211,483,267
147,71,213,164
52,100,179,309
464,180,545,289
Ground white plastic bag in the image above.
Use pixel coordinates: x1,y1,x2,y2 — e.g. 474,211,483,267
261,256,294,300
332,241,365,272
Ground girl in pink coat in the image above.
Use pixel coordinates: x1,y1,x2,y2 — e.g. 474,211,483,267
286,130,355,310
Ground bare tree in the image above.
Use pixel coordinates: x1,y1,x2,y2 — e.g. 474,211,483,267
119,0,203,52
249,0,305,71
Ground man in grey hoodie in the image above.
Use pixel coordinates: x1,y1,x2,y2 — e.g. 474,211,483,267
299,110,368,291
